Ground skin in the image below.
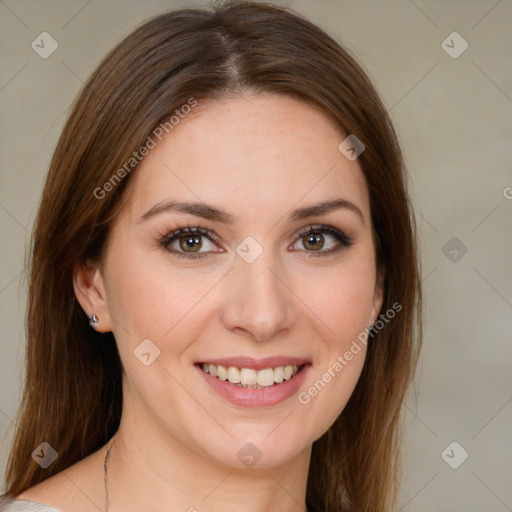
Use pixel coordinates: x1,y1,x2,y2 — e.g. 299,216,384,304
18,93,383,512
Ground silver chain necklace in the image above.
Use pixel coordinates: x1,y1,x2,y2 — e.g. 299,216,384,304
103,435,116,512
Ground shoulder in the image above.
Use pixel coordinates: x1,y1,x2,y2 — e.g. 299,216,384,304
0,495,61,511
2,444,107,512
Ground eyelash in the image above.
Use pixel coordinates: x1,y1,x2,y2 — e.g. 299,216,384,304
160,224,353,260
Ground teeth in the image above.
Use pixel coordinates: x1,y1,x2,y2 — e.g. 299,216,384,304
217,364,228,381
227,366,241,384
257,368,274,386
201,363,301,387
240,368,257,386
274,366,284,383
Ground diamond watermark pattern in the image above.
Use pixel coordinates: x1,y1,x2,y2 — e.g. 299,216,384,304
441,32,468,59
236,236,263,263
338,134,365,161
442,236,468,263
134,338,161,366
441,441,469,469
32,442,58,469
237,442,263,467
31,32,59,59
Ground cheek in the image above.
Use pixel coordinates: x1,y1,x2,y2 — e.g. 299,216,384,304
104,245,223,376
104,255,213,412
297,283,371,440
315,283,372,331
299,345,367,443
292,251,375,434
296,252,377,343
105,245,206,332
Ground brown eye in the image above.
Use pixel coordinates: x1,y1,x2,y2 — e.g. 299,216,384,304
178,234,203,252
291,225,354,256
161,226,222,258
302,231,325,251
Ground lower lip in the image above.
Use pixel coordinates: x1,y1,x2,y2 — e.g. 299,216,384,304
195,363,312,407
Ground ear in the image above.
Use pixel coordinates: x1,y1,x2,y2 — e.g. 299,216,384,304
369,265,385,326
72,259,112,333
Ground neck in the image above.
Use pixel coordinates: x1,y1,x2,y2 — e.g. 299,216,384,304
105,392,311,512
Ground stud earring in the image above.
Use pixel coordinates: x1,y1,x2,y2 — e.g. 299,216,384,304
89,314,99,328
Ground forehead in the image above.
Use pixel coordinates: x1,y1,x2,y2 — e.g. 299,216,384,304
124,93,370,225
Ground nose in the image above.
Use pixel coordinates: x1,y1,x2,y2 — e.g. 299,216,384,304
220,251,297,342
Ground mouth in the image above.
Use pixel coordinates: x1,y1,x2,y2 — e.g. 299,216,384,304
196,362,307,389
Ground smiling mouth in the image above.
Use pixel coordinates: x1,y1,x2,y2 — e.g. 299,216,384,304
197,362,306,389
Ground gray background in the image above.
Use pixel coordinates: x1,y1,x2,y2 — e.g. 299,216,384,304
1,0,511,510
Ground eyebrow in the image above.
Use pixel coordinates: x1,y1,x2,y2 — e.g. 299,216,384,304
138,198,364,225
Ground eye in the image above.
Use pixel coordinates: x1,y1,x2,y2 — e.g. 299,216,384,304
161,225,223,259
160,224,353,260
290,225,353,256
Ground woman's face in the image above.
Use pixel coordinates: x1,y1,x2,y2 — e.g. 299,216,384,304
78,93,383,469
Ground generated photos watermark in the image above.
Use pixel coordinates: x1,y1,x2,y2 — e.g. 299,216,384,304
297,301,402,405
93,97,198,200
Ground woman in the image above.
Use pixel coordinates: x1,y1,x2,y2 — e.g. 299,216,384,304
0,1,422,511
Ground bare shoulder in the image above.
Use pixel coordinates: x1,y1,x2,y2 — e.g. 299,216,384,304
14,445,106,512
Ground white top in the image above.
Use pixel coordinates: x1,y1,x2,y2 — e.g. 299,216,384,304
0,496,61,511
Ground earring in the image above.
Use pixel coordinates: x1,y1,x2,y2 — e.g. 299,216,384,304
89,314,99,328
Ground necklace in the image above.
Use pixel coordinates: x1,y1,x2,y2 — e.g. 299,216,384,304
103,434,116,512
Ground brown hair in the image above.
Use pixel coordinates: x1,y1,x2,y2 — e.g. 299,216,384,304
2,2,422,510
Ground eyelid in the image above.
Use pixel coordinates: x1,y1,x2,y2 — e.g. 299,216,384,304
159,225,222,260
295,224,353,244
160,225,221,245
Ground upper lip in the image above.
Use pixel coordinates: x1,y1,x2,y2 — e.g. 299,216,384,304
196,356,311,370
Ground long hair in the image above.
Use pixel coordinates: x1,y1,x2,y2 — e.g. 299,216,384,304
2,2,422,510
